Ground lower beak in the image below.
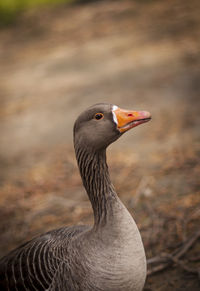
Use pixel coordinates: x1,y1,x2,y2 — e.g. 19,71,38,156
113,107,151,133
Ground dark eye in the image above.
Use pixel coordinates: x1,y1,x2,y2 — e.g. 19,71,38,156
94,113,104,120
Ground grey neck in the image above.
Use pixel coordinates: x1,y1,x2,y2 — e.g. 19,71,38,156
74,144,117,228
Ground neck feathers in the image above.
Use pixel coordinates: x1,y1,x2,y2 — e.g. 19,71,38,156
74,144,117,227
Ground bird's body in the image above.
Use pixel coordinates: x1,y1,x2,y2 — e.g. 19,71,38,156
0,103,151,291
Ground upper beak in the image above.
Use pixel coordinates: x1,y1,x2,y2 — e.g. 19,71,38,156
113,107,151,133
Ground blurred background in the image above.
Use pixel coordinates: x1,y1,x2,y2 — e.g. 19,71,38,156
0,0,200,290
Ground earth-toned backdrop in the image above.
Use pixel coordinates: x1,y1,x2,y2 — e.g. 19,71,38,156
0,0,200,290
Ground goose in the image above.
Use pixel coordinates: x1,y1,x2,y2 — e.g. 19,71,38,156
0,103,151,291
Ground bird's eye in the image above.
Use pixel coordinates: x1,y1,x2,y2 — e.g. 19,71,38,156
94,113,104,120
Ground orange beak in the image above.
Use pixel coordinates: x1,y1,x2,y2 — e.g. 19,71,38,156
113,107,151,133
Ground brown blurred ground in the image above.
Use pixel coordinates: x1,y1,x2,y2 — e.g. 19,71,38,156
0,0,200,290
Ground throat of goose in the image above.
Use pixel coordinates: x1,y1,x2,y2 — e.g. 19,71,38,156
0,103,151,291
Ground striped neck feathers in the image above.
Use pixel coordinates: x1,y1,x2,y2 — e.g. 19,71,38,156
74,144,117,228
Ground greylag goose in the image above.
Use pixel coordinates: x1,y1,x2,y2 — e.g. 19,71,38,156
0,103,151,291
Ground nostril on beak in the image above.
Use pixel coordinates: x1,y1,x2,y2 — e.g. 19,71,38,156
128,113,133,117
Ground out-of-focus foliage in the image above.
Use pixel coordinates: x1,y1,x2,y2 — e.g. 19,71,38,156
0,0,73,25
0,0,199,289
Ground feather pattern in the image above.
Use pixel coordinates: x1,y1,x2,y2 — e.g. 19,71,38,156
0,103,147,291
0,226,89,290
